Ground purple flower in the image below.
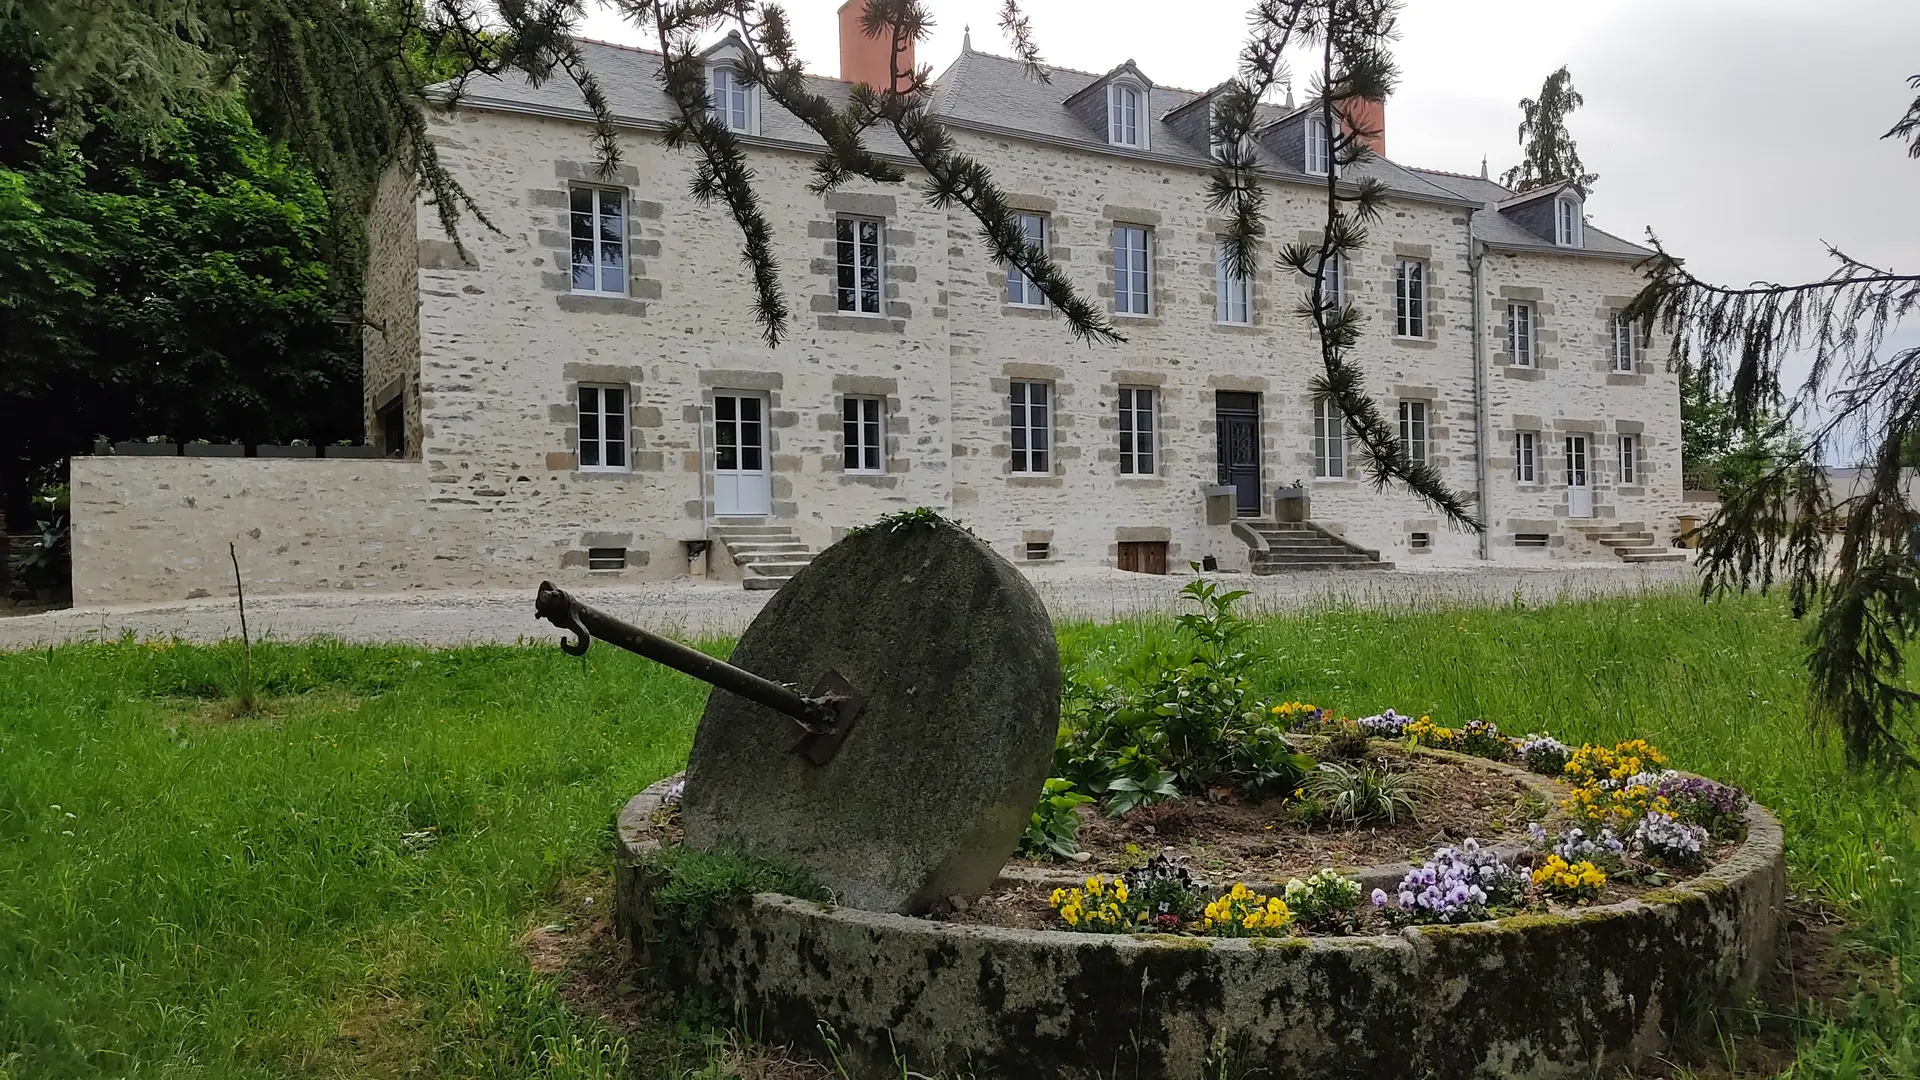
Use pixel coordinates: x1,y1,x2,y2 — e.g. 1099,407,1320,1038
1371,889,1390,907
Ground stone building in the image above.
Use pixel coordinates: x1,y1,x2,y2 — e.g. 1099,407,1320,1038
68,10,1683,604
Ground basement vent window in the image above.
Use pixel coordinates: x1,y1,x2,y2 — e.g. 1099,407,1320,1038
587,547,627,571
1513,533,1550,548
1025,541,1051,562
1409,532,1432,551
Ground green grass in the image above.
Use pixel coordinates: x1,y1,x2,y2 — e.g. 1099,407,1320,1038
2,591,1917,1078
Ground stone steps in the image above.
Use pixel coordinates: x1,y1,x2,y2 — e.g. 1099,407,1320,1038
1240,521,1394,573
710,521,818,591
1575,525,1688,565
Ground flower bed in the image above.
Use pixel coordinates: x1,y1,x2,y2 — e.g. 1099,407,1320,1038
614,756,1786,1080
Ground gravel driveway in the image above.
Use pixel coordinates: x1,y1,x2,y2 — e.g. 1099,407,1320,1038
0,560,1699,650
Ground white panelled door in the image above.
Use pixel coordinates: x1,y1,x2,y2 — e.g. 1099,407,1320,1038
1565,435,1593,518
712,392,771,516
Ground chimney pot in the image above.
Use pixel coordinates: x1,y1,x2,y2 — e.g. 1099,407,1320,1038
838,0,914,91
1340,98,1387,159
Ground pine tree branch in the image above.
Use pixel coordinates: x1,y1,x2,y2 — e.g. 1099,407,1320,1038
1887,73,1920,157
997,0,1049,82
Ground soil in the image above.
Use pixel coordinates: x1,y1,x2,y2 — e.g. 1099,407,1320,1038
1010,746,1543,884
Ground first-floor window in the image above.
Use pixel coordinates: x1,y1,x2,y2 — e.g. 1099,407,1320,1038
1608,311,1638,372
1215,244,1251,324
1507,303,1535,366
1118,387,1156,475
836,216,883,314
1005,212,1048,306
1515,431,1538,483
1398,400,1429,466
1113,225,1151,315
1619,434,1638,485
570,186,626,294
578,385,628,470
1395,259,1426,338
1010,380,1051,474
1314,397,1346,479
843,396,883,473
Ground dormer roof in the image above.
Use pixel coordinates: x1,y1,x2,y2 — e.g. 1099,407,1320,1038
1060,59,1155,108
697,32,750,66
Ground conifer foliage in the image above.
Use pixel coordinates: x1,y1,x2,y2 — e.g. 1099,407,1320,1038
1626,75,1920,768
1500,66,1597,192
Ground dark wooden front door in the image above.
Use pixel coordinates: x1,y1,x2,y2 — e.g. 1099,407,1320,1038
1215,392,1261,517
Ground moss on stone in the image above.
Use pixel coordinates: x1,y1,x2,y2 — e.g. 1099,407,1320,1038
1248,935,1311,950
1638,888,1697,906
1129,933,1215,949
1493,912,1577,931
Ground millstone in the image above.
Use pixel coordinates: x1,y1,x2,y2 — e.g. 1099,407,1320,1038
678,519,1059,914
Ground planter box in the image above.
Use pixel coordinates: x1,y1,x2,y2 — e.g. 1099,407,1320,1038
184,443,245,457
255,444,317,458
1202,484,1237,527
112,441,179,456
321,444,383,459
1275,487,1311,523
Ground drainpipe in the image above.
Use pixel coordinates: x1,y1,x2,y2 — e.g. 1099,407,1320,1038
1468,209,1490,561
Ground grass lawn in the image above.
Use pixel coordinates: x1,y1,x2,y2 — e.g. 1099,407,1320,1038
1,590,1916,1079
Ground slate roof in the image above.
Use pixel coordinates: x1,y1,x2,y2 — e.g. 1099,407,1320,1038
448,36,1649,258
1407,168,1651,260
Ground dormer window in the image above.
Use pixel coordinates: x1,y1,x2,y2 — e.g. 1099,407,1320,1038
1108,83,1142,148
1304,113,1332,176
708,65,757,135
1554,197,1582,247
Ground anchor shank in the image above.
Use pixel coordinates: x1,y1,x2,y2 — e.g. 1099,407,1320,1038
535,581,839,732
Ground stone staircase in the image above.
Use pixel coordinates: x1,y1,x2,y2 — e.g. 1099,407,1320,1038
1575,522,1688,565
1234,520,1395,573
709,521,818,590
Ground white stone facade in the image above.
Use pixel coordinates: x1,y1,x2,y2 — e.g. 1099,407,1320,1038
68,43,1681,604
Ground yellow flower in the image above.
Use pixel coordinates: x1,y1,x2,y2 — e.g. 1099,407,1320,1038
1114,882,1129,904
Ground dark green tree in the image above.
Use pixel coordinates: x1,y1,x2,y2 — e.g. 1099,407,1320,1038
0,97,360,536
1500,66,1597,192
1627,70,1920,768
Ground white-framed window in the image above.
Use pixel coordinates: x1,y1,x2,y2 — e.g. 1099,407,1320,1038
1010,380,1052,475
1215,243,1251,325
577,384,629,471
1554,198,1582,247
1108,83,1142,147
569,186,626,295
1304,113,1332,177
1514,431,1538,483
1314,397,1347,479
1315,253,1345,311
1398,400,1429,467
836,216,883,315
1619,434,1639,485
1608,311,1638,372
842,396,884,473
1118,387,1156,475
1507,302,1535,367
709,65,755,134
1113,225,1151,316
1394,259,1425,338
1005,212,1048,307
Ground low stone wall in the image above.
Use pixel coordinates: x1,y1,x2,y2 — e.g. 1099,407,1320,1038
70,457,490,605
614,771,1786,1080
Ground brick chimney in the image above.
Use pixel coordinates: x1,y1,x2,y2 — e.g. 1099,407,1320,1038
838,0,913,91
1340,98,1387,159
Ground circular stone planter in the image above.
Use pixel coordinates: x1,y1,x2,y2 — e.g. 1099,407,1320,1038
614,756,1785,1080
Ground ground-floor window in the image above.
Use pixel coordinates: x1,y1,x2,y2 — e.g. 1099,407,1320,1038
1514,431,1537,483
1398,400,1429,467
1118,387,1156,475
1619,434,1638,485
843,396,883,473
1314,397,1346,478
578,384,628,470
1010,380,1052,474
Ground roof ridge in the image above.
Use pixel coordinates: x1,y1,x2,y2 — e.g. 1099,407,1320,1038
959,45,1211,99
567,34,859,87
1409,164,1508,187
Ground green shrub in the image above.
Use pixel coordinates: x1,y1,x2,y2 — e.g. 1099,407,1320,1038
1305,761,1422,826
1020,778,1094,859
